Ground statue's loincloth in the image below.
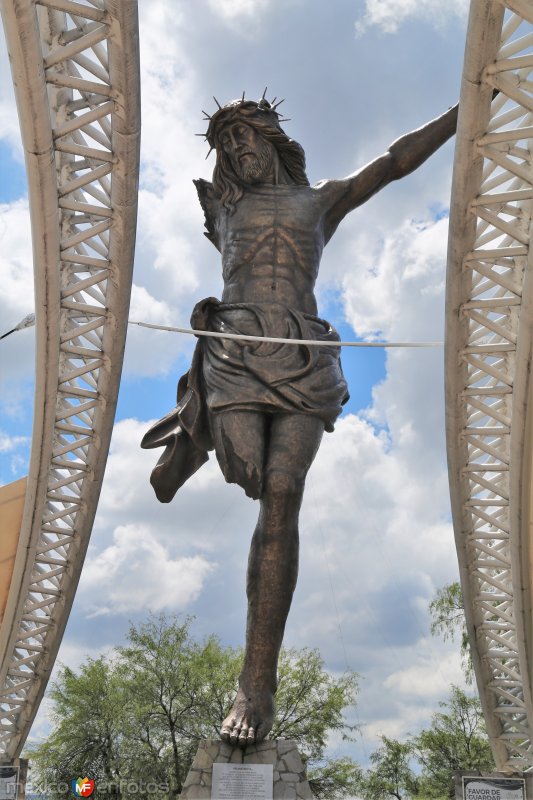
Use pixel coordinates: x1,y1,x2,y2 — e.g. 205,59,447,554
141,297,349,502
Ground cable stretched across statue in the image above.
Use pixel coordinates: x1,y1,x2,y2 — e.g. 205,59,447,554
142,90,458,747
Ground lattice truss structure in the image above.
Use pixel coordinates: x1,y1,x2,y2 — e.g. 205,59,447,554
447,0,533,772
0,0,140,758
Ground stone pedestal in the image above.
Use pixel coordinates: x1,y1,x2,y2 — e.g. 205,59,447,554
180,739,315,799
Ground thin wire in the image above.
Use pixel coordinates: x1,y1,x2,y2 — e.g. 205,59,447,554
1,313,444,349
128,320,443,348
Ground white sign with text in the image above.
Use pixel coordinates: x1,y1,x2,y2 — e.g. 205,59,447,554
212,763,273,800
463,776,525,800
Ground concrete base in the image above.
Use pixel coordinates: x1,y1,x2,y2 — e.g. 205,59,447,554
180,739,315,799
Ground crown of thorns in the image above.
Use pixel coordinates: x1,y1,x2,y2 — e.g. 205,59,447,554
197,89,290,158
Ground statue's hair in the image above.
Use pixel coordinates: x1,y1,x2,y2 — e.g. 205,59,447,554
208,102,309,214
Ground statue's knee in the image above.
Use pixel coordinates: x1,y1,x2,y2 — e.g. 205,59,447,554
264,469,304,500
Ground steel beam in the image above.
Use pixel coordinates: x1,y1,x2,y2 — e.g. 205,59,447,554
0,0,140,757
447,0,533,771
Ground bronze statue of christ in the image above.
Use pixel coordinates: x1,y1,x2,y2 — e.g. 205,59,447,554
142,92,458,747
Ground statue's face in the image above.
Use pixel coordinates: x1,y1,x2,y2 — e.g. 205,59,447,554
218,121,275,183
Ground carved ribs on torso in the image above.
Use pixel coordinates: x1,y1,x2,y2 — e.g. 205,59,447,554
218,185,326,314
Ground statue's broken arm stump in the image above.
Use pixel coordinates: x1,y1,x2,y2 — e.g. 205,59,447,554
180,739,314,799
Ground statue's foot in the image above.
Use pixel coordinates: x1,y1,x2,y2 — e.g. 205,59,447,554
220,686,274,748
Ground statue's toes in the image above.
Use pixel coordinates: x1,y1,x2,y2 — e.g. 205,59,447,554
220,718,234,743
229,722,242,746
238,724,249,748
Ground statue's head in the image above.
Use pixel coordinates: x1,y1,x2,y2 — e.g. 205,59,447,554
202,93,309,213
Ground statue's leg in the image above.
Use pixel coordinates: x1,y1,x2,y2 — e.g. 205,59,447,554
209,409,266,500
220,412,324,746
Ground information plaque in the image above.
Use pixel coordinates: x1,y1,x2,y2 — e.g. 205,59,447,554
463,776,525,800
212,763,273,800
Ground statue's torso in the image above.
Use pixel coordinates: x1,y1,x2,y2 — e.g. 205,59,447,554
213,185,327,315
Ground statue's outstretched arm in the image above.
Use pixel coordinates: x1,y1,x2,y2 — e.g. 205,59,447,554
323,103,458,241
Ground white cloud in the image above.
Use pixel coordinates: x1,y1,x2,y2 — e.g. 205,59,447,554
130,284,174,326
92,417,256,565
0,431,28,453
0,200,35,394
340,216,451,512
123,284,182,377
384,649,464,699
0,431,30,482
342,216,448,342
80,523,215,616
365,644,466,742
208,0,270,18
0,200,33,318
0,200,35,438
297,412,456,649
355,0,468,35
135,187,207,307
0,38,22,156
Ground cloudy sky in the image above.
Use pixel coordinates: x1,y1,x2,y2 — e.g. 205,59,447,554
1,0,472,768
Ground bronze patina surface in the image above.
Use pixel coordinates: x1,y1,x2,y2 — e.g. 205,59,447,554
142,93,458,746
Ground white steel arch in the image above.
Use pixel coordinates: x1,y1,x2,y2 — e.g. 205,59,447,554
0,0,140,758
447,0,533,772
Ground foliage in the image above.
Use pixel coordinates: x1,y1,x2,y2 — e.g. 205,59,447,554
357,688,494,800
356,735,419,800
115,617,241,797
429,582,473,682
27,657,127,797
309,756,363,800
270,648,359,798
27,615,359,800
412,686,495,799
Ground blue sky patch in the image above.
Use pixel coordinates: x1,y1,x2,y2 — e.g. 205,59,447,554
0,142,27,202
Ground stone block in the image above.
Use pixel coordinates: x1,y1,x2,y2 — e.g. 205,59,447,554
281,772,299,782
282,749,305,773
179,739,315,799
194,749,213,770
277,740,293,755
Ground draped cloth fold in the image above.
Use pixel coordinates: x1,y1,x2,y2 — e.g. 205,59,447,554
141,297,349,502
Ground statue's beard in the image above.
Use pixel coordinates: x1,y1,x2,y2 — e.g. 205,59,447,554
238,141,273,183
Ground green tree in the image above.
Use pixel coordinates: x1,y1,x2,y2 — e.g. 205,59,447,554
413,686,494,799
429,582,473,682
272,647,360,799
28,657,127,798
116,617,242,798
356,735,419,800
28,615,360,800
